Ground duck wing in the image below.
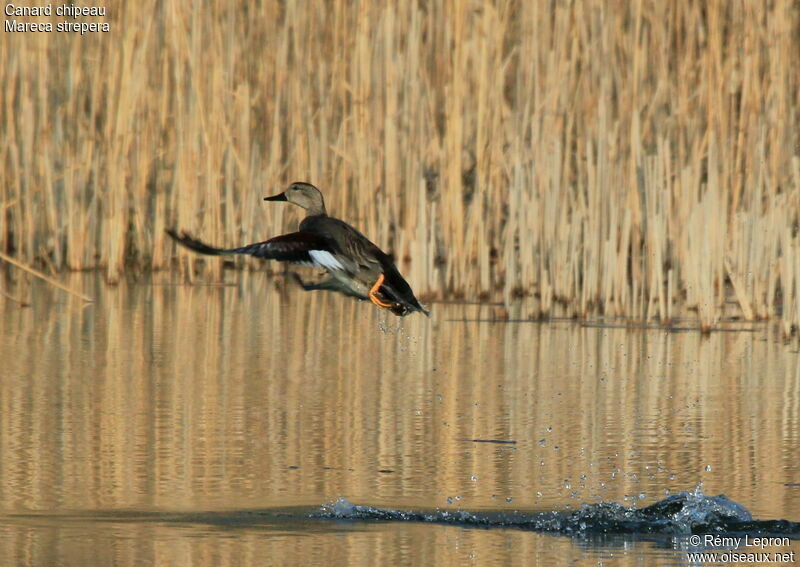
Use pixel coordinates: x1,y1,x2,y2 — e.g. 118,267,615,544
166,229,351,270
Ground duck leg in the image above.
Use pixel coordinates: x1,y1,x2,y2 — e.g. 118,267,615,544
288,272,365,299
369,273,394,309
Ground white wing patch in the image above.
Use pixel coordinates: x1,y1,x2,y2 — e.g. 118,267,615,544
309,250,345,271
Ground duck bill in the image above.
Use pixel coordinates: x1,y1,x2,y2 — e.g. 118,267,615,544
264,192,288,202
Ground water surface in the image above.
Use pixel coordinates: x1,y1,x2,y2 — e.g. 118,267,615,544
0,273,798,565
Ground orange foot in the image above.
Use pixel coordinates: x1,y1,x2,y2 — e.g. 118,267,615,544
369,273,393,309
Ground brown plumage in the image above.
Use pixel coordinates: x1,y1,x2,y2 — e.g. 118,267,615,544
167,182,429,317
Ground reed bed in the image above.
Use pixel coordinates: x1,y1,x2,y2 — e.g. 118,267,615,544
1,1,799,333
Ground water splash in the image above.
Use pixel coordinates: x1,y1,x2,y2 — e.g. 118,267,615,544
316,491,799,537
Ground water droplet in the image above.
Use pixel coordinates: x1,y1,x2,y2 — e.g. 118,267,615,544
538,439,546,447
505,497,513,503
668,474,676,480
446,497,453,505
455,495,461,501
705,465,712,472
546,426,552,432
536,491,542,498
470,475,478,482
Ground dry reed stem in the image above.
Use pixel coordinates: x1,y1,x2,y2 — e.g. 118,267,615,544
1,1,799,333
0,288,30,307
0,251,93,302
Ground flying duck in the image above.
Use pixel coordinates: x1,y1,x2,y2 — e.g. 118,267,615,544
167,182,430,317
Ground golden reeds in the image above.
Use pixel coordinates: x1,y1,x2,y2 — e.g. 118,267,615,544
1,1,799,333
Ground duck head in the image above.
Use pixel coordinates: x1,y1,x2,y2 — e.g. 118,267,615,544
265,182,327,216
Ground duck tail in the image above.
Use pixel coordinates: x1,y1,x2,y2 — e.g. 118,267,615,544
380,265,430,317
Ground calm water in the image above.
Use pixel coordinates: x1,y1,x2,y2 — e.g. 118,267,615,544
0,273,798,566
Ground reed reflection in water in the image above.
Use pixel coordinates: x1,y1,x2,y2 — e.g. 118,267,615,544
0,273,798,565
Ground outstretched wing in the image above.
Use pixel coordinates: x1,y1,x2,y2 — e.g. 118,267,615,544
166,229,349,269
